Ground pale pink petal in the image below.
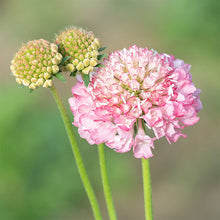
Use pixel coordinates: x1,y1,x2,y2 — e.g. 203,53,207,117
78,127,96,145
90,122,117,145
133,131,155,159
178,106,200,126
107,128,134,153
143,108,163,127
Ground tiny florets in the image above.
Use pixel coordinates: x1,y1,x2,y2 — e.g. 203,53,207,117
55,27,101,74
10,39,63,89
69,45,202,159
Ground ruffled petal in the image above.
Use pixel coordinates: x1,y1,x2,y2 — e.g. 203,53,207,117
133,134,155,159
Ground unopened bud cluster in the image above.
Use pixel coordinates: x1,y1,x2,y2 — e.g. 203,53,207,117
10,39,63,89
56,27,101,74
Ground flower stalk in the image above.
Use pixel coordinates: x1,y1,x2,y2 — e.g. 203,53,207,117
50,84,102,220
142,158,153,220
98,143,117,220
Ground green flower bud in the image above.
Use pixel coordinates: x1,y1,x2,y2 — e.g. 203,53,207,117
66,63,75,72
23,79,30,86
55,53,63,63
94,38,101,49
43,79,52,88
73,59,79,66
76,62,84,71
82,66,93,75
91,42,98,50
36,78,44,86
83,59,90,67
91,50,98,58
85,52,91,59
16,78,22,85
90,58,98,67
47,66,52,73
31,78,37,83
10,39,63,89
44,72,51,80
55,27,102,74
29,83,37,90
52,65,59,74
50,43,58,52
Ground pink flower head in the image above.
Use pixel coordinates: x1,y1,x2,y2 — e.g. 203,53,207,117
69,45,202,159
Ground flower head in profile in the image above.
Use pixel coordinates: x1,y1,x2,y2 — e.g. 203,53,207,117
10,39,63,89
56,27,102,75
69,45,202,159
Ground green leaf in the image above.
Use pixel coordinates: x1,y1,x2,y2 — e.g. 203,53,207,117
97,54,107,60
95,64,105,68
60,56,71,65
82,74,90,87
98,47,107,52
70,70,77,77
54,72,66,82
29,89,34,93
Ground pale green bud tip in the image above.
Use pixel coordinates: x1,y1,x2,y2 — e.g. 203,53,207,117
94,38,101,49
73,59,79,66
83,59,90,67
43,80,52,88
50,43,58,52
10,39,63,89
56,27,102,73
66,63,75,72
44,72,51,80
82,66,93,75
76,62,84,71
90,58,98,67
52,65,59,74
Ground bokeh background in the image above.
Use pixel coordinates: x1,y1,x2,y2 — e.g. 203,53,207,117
0,0,219,219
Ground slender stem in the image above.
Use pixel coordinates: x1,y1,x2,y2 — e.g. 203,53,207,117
142,158,153,220
98,143,117,220
50,84,102,220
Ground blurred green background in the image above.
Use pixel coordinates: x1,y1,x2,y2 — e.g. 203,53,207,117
0,0,219,219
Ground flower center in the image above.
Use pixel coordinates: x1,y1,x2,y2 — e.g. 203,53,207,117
91,48,175,119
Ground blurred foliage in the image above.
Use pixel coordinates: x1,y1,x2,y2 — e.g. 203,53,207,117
0,0,219,219
0,86,136,220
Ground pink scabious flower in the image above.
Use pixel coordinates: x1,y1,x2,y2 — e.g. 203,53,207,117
69,45,202,159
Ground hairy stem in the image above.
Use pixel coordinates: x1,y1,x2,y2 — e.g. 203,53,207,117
50,84,102,220
98,143,117,220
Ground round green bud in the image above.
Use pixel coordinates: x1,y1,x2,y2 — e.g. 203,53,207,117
43,79,52,88
66,63,75,72
52,65,59,74
56,27,101,74
83,59,90,67
82,66,93,75
10,39,63,89
73,59,79,66
76,62,84,71
90,58,98,67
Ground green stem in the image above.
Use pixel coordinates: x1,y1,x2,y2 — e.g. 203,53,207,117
50,84,102,220
142,158,153,220
98,143,117,220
